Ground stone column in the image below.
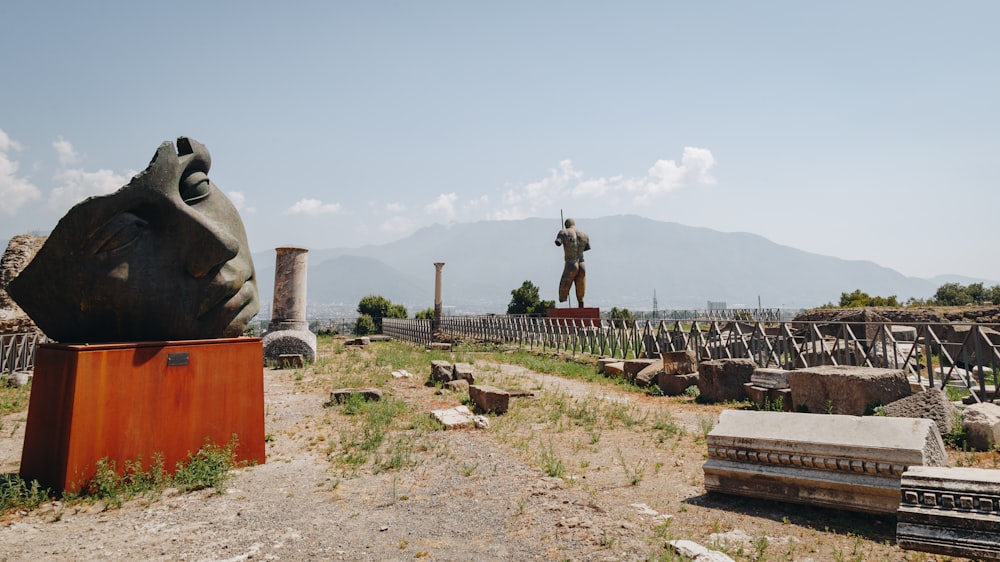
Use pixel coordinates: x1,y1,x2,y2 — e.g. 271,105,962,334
269,247,309,332
263,247,316,365
433,262,445,331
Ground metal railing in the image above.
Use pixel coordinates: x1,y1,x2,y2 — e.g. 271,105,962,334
382,316,1000,400
1,332,41,375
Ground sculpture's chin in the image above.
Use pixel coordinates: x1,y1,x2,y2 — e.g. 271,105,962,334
218,281,260,337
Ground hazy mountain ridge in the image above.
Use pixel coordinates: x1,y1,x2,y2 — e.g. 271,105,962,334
250,216,997,315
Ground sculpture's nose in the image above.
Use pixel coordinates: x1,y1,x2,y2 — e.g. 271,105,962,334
182,211,241,278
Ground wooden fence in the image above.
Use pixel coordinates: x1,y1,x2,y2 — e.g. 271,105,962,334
0,332,41,374
382,316,1000,400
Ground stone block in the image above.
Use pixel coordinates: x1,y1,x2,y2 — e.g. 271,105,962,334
898,466,1000,560
604,362,625,377
635,363,663,387
891,325,918,342
751,368,789,390
623,358,660,382
788,365,911,415
430,405,475,429
703,410,946,514
426,342,452,351
329,387,383,403
744,384,792,411
443,379,469,393
597,357,619,374
430,360,453,383
454,362,475,384
657,373,699,395
963,402,1000,451
278,354,304,369
469,384,511,414
344,337,370,347
662,350,697,375
884,389,957,436
697,359,755,402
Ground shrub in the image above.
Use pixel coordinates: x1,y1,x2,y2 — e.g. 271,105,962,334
354,314,377,336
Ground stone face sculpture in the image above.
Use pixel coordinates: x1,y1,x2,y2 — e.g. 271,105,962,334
554,218,590,308
7,137,258,343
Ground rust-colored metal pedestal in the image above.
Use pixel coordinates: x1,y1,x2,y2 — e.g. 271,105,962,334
20,337,265,493
546,307,601,327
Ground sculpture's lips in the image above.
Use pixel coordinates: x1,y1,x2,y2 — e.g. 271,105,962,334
198,275,256,322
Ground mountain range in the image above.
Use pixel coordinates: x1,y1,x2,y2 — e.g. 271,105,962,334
249,215,997,317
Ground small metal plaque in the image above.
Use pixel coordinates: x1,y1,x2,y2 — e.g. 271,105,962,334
167,352,189,366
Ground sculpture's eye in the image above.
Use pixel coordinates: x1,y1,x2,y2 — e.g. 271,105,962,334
180,171,212,204
87,213,148,256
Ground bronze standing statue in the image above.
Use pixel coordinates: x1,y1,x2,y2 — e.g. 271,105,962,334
555,218,591,308
7,137,259,343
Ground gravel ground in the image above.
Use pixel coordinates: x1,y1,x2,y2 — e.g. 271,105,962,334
0,341,975,561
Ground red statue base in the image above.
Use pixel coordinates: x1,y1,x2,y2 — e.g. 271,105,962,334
20,337,265,493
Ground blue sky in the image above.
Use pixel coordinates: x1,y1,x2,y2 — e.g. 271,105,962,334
2,1,998,282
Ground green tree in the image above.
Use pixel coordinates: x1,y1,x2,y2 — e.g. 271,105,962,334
357,294,408,332
836,289,900,308
414,307,434,320
933,283,972,306
608,306,636,328
506,280,554,315
929,282,1000,306
353,314,376,336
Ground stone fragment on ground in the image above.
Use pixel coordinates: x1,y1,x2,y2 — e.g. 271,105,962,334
597,357,619,374
788,365,911,415
469,384,511,414
443,379,469,393
454,362,475,384
697,359,755,402
430,405,475,429
430,360,453,383
344,337,370,347
962,402,1000,451
704,410,946,514
604,361,625,376
623,358,660,383
667,539,736,562
662,350,697,375
390,369,413,378
426,342,452,351
657,372,698,395
329,388,383,403
279,354,304,368
898,465,1000,559
635,363,663,387
751,368,789,389
883,389,957,435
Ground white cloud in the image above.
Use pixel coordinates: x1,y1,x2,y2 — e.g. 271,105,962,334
0,129,41,215
52,136,80,165
0,129,22,152
49,168,132,212
380,215,415,234
462,194,489,213
424,193,457,219
385,202,405,213
227,190,256,213
497,147,716,214
284,198,343,216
